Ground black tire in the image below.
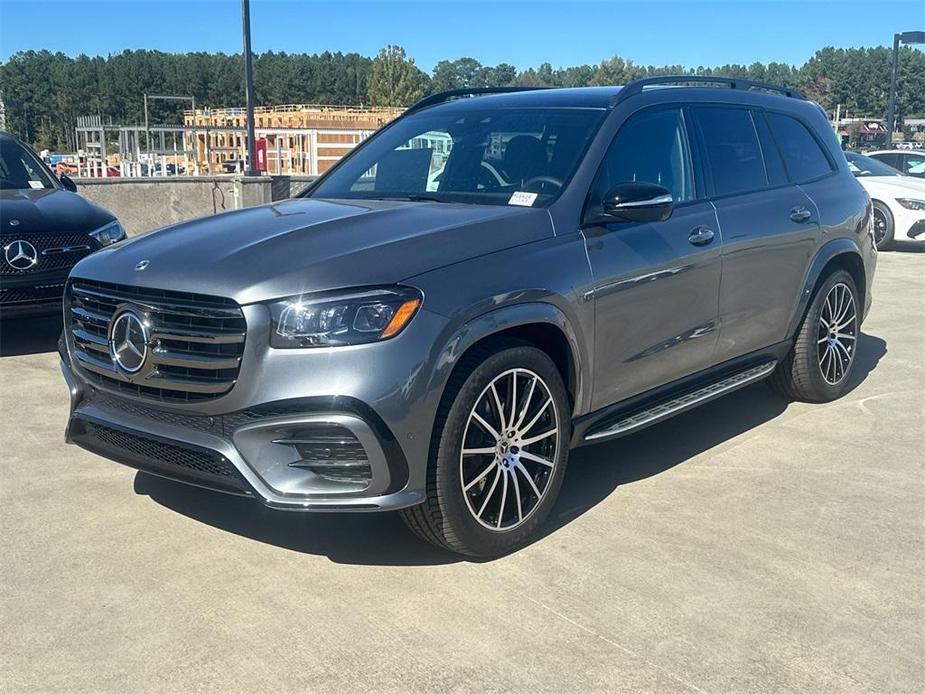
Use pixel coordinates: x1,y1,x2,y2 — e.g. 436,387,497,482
872,200,894,250
400,342,571,557
768,269,860,403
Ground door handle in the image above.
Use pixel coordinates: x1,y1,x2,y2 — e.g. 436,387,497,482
688,226,715,246
790,206,812,223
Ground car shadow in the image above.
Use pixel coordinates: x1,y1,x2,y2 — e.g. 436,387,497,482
136,333,886,566
888,241,924,253
0,315,62,357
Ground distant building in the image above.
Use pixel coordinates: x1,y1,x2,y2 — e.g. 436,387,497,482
183,104,405,175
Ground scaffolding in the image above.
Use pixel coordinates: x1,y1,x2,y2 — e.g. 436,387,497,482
72,103,403,177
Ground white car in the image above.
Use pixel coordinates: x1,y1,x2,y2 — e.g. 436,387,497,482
845,151,925,249
864,149,925,179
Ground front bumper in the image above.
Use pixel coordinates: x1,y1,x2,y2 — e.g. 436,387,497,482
59,314,446,511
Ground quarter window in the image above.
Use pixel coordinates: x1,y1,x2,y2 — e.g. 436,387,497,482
766,113,834,183
588,107,695,216
692,107,767,196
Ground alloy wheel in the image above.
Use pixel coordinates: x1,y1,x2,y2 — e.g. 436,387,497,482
817,282,857,385
459,368,560,531
872,209,887,245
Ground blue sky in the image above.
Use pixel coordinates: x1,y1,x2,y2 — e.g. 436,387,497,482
0,0,922,70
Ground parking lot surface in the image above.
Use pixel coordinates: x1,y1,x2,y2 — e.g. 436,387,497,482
1,250,922,693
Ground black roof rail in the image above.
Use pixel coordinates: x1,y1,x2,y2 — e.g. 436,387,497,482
612,75,807,107
405,86,549,114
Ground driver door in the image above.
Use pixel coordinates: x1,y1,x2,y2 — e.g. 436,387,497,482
584,106,722,411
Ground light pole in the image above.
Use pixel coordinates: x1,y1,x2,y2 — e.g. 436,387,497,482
241,0,258,176
885,30,925,146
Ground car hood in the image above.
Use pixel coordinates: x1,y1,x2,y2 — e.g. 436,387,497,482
0,188,116,235
856,175,925,197
70,197,553,304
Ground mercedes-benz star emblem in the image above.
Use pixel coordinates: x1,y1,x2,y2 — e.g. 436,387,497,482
108,310,150,374
135,260,150,271
3,240,39,270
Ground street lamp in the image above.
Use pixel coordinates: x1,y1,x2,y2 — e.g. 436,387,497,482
241,0,258,176
885,30,925,146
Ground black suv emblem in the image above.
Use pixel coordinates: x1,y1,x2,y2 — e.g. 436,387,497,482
3,239,39,270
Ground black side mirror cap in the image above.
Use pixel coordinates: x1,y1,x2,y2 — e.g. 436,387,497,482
595,182,674,224
60,174,77,192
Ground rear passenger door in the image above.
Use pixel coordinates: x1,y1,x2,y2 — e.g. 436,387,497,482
585,106,722,410
691,106,820,362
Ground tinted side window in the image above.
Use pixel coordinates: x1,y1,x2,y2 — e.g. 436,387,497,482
693,107,767,196
588,107,695,215
873,153,901,169
766,113,834,182
752,112,789,186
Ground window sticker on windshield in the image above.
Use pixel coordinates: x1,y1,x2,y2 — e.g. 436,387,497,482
509,191,538,207
28,180,44,189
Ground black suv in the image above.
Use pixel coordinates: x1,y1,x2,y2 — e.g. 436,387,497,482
61,77,876,557
0,132,123,317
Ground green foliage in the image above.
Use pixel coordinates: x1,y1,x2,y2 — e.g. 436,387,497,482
1,44,922,150
367,45,428,107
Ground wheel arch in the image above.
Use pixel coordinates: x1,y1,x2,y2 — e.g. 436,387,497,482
430,302,588,420
787,238,866,339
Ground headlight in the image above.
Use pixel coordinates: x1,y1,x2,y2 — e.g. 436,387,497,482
896,198,925,211
89,220,126,246
269,286,422,348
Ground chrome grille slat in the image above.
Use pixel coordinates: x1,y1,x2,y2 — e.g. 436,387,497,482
71,285,241,317
150,348,241,370
68,279,246,403
150,327,245,344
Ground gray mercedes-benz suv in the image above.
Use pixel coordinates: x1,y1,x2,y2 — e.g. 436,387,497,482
60,77,876,556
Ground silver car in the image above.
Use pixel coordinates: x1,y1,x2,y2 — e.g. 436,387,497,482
61,78,876,556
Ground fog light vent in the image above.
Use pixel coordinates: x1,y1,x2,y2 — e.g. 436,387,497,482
273,425,372,485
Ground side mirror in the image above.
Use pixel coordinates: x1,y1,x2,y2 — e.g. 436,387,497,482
599,182,674,223
60,174,78,192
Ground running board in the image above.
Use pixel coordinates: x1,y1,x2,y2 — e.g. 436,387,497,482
584,361,777,442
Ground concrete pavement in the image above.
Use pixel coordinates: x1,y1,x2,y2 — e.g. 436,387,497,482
1,250,922,693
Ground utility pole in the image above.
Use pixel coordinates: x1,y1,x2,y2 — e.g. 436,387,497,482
885,30,925,146
241,0,258,176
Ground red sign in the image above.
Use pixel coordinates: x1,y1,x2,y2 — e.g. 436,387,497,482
255,138,268,172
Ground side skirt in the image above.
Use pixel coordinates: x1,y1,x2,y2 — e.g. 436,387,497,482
571,342,790,447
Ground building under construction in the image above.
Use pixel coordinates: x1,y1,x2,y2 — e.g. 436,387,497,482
183,104,404,175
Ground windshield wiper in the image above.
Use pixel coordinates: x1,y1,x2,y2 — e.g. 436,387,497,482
370,194,450,203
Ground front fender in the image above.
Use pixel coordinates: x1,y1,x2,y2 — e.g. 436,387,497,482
426,301,591,418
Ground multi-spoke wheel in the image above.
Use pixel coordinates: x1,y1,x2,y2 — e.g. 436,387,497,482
768,269,861,403
401,343,570,557
871,201,894,250
460,368,559,531
816,282,857,386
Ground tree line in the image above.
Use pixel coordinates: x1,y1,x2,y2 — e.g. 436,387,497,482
1,44,923,151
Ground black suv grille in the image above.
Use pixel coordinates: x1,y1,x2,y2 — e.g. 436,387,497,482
72,419,254,496
1,232,97,275
68,279,247,403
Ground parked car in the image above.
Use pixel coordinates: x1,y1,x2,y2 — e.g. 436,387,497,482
845,151,925,248
60,78,876,557
866,149,925,178
0,131,124,317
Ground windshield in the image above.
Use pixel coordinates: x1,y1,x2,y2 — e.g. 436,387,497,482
844,151,903,178
308,107,606,206
0,137,58,191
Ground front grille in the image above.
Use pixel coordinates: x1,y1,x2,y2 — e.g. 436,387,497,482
0,282,65,305
1,232,97,275
72,419,253,496
68,278,246,402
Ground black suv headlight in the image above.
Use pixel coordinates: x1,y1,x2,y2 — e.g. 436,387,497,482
89,220,126,246
268,286,422,348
